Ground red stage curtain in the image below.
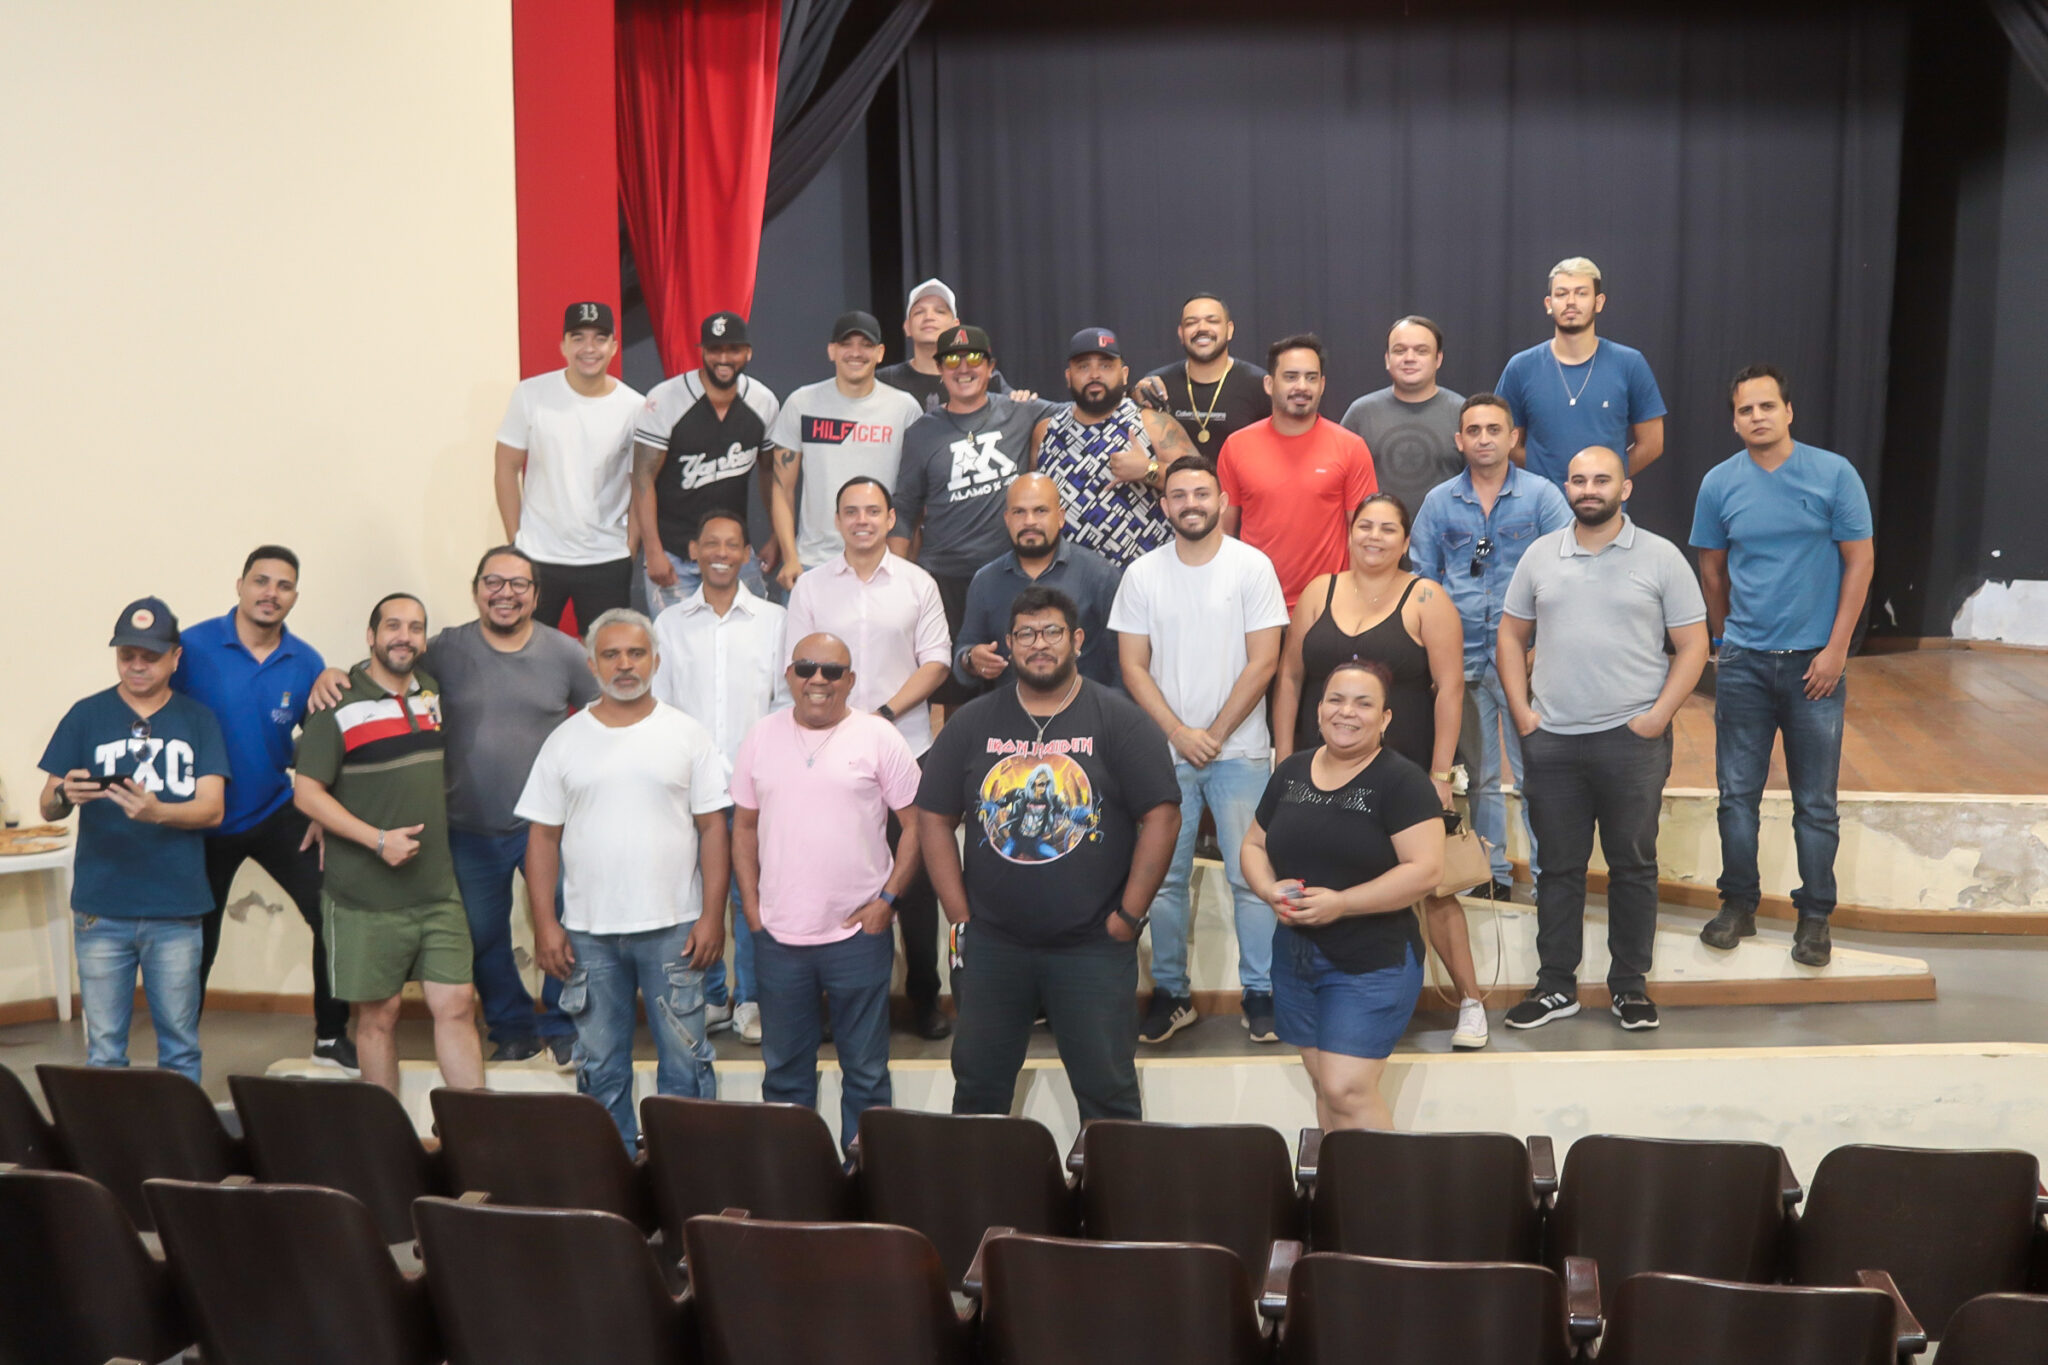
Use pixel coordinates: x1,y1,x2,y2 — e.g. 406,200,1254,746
616,0,781,377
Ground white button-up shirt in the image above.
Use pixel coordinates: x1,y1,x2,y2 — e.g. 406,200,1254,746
784,551,951,756
651,584,791,767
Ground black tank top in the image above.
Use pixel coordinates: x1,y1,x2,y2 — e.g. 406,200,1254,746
1296,575,1436,768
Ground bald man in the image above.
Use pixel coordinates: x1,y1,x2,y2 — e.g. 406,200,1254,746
730,631,923,1148
1496,447,1709,1034
953,473,1125,693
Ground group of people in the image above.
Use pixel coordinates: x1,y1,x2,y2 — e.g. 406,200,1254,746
38,254,1873,1137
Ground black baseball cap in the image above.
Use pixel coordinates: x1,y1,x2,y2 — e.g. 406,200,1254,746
701,311,750,347
934,324,994,359
831,310,883,343
109,597,181,651
563,301,615,335
1067,327,1123,360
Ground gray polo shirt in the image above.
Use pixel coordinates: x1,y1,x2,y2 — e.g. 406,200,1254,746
893,394,1057,578
1501,516,1706,735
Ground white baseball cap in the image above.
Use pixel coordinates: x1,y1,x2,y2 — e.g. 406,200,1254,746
905,278,957,315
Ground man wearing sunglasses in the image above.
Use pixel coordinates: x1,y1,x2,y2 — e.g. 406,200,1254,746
1408,394,1571,900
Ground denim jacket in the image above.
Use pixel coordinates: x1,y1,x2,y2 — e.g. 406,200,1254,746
1409,467,1573,676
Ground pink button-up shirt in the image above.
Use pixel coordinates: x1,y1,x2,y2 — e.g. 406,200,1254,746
784,551,951,756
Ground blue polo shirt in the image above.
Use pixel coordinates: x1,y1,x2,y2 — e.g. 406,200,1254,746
172,611,328,835
1495,338,1667,488
1690,442,1872,651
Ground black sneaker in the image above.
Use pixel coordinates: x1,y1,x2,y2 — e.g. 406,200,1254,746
1611,992,1661,1030
913,1004,953,1040
1791,917,1833,967
1503,989,1580,1030
1242,992,1278,1044
1699,905,1757,950
491,1036,544,1063
547,1036,576,1068
1139,992,1198,1044
311,1035,360,1075
1486,880,1515,902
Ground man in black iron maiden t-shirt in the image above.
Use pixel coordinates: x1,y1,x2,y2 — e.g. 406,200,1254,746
918,586,1181,1120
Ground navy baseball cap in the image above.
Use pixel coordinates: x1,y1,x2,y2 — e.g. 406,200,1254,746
701,311,750,347
562,301,615,335
109,597,181,651
1067,327,1123,360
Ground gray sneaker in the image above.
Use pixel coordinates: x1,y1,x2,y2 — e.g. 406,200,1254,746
1699,905,1757,950
1792,917,1833,967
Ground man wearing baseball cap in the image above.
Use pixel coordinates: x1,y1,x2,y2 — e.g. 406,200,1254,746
766,310,925,590
632,310,781,613
39,598,231,1083
876,278,1027,413
494,301,646,635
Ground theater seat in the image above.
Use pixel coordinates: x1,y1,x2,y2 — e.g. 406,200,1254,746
1595,1272,1899,1365
1297,1127,1550,1263
1072,1120,1301,1285
640,1095,851,1248
857,1107,1075,1287
144,1177,437,1365
976,1232,1264,1365
1277,1251,1587,1365
429,1087,654,1231
0,1167,189,1365
1935,1292,2048,1364
0,1063,59,1169
231,1074,445,1245
35,1063,246,1231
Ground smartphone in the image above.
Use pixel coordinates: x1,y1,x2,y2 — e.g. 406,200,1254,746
81,773,123,789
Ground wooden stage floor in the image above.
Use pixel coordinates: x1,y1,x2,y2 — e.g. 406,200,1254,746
1666,647,2048,795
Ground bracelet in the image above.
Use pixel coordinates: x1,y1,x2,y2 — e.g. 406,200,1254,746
376,830,386,857
1710,636,1724,649
880,889,898,907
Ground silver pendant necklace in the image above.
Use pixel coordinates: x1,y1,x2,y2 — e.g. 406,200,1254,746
1020,673,1083,746
800,718,843,768
1555,350,1596,407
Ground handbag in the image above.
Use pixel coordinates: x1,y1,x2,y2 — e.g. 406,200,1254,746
1435,808,1495,900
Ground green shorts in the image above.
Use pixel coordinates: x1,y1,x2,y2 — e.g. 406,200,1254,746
322,894,474,1002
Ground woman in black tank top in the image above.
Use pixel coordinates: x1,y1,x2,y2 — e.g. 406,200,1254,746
1273,492,1494,1037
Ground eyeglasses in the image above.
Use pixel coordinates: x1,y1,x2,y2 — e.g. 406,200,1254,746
791,660,848,681
1469,537,1496,578
1009,625,1069,646
939,351,989,369
480,575,535,595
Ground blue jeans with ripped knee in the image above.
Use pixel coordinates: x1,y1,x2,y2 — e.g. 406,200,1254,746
561,922,718,1149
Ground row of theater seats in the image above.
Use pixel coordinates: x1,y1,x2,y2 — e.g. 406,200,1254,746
3,1061,2046,1364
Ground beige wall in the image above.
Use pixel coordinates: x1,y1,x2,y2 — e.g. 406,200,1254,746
0,3,518,1006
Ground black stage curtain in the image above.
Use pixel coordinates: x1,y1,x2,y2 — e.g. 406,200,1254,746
767,0,929,222
898,4,1907,541
1991,0,2048,91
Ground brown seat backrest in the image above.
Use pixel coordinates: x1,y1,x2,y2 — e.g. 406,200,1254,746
413,1196,690,1365
145,1178,437,1365
641,1095,850,1247
981,1233,1264,1365
1281,1252,1574,1365
231,1074,444,1245
1791,1144,2040,1338
1549,1135,1784,1286
683,1214,969,1365
0,1168,189,1365
35,1063,244,1230
1937,1292,2048,1365
1079,1120,1299,1278
0,1062,58,1169
429,1087,652,1230
858,1107,1075,1287
1312,1128,1542,1263
1597,1272,1893,1365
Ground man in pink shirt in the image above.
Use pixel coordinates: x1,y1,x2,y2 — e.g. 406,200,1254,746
1218,334,1378,608
731,631,923,1146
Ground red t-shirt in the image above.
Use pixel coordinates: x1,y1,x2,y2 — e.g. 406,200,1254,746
1217,416,1377,607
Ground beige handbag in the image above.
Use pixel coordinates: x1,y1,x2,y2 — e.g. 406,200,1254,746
1436,811,1495,899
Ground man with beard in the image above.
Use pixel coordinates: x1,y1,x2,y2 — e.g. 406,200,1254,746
294,593,484,1096
955,474,1122,693
875,278,1026,412
1495,258,1667,490
633,310,781,610
1498,447,1708,1034
1134,294,1272,450
1031,327,1197,567
518,609,731,1147
732,632,923,1150
1218,334,1378,610
1341,317,1468,516
920,587,1180,1121
1110,458,1291,1044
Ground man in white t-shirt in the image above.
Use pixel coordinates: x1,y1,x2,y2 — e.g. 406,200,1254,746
494,302,646,634
766,311,924,590
1109,455,1290,1045
516,608,732,1148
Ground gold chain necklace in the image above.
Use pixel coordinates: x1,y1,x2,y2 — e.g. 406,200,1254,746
1185,358,1234,444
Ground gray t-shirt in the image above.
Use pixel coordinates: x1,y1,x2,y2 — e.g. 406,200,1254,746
1340,387,1466,518
767,379,925,570
1501,517,1707,735
425,620,601,834
893,394,1057,578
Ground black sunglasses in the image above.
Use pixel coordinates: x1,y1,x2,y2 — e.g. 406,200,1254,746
130,717,152,744
791,660,848,681
1470,537,1496,577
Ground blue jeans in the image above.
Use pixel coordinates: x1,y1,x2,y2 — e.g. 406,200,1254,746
1148,756,1274,995
1470,665,1541,883
73,913,203,1083
754,928,893,1150
702,818,754,1007
643,550,767,615
1713,645,1846,920
447,828,571,1042
560,922,718,1148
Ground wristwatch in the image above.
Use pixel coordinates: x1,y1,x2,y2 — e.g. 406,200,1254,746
876,703,896,722
880,890,898,907
1114,906,1149,933
1431,770,1455,782
1145,454,1160,481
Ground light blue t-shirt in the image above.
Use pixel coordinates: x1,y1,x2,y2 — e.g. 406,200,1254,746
1495,338,1667,488
1689,442,1872,651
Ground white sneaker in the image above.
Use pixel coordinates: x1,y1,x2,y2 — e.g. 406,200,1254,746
734,1001,762,1044
1451,998,1490,1050
705,999,735,1033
